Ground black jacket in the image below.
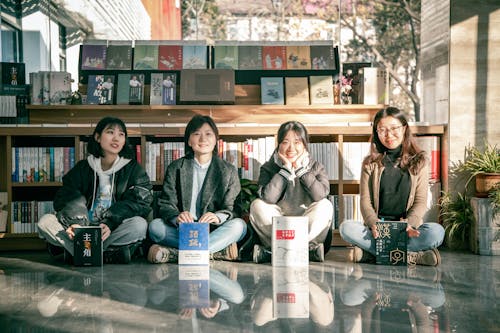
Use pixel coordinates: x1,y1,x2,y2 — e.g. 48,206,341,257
54,158,153,231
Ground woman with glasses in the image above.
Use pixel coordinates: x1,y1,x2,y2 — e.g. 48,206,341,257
339,107,445,266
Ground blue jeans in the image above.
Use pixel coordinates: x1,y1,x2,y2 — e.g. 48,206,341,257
148,218,247,253
339,220,445,254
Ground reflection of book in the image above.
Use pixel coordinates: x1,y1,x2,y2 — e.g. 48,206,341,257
158,44,183,70
133,41,159,69
272,216,308,267
179,222,209,265
86,74,114,105
182,44,208,69
273,267,309,318
375,221,407,265
286,45,310,69
309,76,333,105
262,46,287,70
73,226,103,266
261,77,284,105
214,44,238,69
285,77,309,105
310,45,336,69
105,41,132,70
81,43,107,70
238,45,262,70
178,265,210,308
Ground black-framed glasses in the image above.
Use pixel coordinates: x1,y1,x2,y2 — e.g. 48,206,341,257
376,125,404,136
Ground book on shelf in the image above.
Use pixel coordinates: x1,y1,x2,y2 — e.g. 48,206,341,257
362,67,388,105
342,62,371,104
150,73,164,105
272,267,309,319
262,45,287,70
133,40,159,70
284,77,309,105
0,62,27,95
286,45,311,69
0,192,7,233
375,221,408,266
182,43,208,69
213,43,239,69
105,41,132,70
80,42,107,70
128,73,145,104
310,45,337,70
158,44,183,70
178,222,209,265
260,77,284,105
73,226,103,266
47,72,72,105
272,216,308,267
86,74,115,105
151,73,177,105
238,45,263,70
309,75,334,105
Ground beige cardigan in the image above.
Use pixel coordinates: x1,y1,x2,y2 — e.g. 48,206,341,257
359,161,429,229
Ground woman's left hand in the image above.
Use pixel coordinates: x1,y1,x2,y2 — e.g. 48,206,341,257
100,223,111,241
406,225,420,238
198,212,219,224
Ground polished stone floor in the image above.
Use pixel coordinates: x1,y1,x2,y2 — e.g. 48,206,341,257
0,248,498,333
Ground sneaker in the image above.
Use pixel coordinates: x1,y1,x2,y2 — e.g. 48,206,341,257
104,245,132,264
47,243,64,257
309,243,325,262
147,244,178,264
212,243,239,261
352,246,376,263
253,244,271,264
407,248,441,266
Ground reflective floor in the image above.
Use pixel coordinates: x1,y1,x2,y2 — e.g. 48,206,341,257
0,249,499,332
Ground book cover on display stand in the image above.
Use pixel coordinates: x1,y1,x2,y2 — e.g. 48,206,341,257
48,72,72,105
128,73,145,104
260,77,284,105
86,74,115,105
262,45,287,70
286,45,311,69
310,45,337,70
105,41,132,70
81,41,107,70
214,43,238,69
375,221,408,265
73,226,103,266
178,222,209,265
238,44,262,70
272,216,308,267
0,62,27,95
182,42,208,69
158,44,183,70
133,40,159,70
285,77,309,105
309,75,333,105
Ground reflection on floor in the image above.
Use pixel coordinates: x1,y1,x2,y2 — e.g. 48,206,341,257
0,248,498,332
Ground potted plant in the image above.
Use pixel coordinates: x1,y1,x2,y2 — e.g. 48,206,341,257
439,191,474,250
488,183,500,217
458,142,500,197
234,178,259,222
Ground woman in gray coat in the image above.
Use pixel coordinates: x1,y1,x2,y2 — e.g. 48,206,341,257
147,115,247,263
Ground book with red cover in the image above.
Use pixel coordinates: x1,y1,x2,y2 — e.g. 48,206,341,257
262,46,287,70
158,44,183,70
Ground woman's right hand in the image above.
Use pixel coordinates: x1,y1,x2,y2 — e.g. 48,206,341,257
278,151,293,170
177,211,195,223
65,224,81,240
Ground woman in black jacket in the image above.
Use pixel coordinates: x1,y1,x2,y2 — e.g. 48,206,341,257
37,117,153,264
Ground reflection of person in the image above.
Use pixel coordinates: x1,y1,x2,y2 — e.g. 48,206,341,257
37,117,153,264
339,265,445,333
340,107,445,266
147,115,247,263
250,121,333,263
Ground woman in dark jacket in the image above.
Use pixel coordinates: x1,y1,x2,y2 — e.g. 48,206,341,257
37,117,153,264
147,115,247,263
249,121,333,263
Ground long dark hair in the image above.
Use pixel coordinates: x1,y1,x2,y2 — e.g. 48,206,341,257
184,115,219,158
364,107,426,175
276,121,310,151
87,117,134,159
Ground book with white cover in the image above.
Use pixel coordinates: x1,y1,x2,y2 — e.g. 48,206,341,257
272,216,308,267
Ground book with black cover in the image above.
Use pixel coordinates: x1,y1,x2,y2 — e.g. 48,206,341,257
375,221,408,265
73,226,103,266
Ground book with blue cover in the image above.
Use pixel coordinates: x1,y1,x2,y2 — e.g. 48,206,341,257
73,226,103,266
86,74,115,105
261,77,284,105
375,221,408,265
182,44,208,69
81,43,107,70
178,222,209,265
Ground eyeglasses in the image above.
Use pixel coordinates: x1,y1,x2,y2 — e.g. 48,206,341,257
376,125,404,136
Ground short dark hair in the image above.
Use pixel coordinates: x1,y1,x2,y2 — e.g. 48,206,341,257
87,116,134,159
184,115,219,158
277,121,309,151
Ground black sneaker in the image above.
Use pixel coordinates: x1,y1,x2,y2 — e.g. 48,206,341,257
104,245,132,264
253,244,271,264
47,243,64,257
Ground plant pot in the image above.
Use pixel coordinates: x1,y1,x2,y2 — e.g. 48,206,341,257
475,173,500,198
